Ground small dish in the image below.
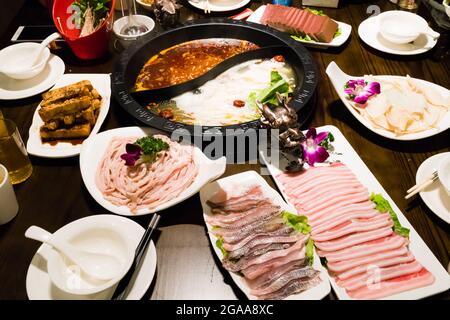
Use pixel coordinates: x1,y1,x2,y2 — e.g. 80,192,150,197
358,14,438,55
0,42,50,80
247,5,352,49
325,61,450,141
113,15,155,48
26,73,111,158
80,126,226,216
26,214,157,300
378,11,439,45
438,155,450,196
417,152,450,224
45,221,134,295
0,54,65,100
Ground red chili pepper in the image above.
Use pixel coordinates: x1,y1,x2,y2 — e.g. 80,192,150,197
274,55,285,62
233,100,246,108
159,110,174,119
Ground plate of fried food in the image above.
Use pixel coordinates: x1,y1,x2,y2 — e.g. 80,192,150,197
26,74,111,158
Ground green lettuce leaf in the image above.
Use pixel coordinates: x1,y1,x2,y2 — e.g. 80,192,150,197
305,238,315,266
292,27,342,43
370,193,410,238
270,70,283,84
216,237,228,258
247,71,292,107
282,211,311,234
291,34,314,42
306,8,325,16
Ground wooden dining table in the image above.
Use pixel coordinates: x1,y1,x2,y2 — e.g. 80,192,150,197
0,0,449,300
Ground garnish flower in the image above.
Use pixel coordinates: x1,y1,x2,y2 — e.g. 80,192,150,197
120,143,142,166
300,128,334,166
344,79,380,104
120,136,169,166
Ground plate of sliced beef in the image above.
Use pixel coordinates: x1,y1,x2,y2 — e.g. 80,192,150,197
247,5,352,48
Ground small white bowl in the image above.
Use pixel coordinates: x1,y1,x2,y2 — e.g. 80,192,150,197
438,155,450,197
113,15,155,48
136,0,154,11
379,11,438,44
0,43,50,80
444,0,450,18
45,216,135,296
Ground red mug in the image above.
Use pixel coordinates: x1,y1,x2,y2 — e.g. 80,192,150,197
52,0,116,60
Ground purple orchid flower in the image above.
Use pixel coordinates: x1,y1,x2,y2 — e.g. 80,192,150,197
120,143,142,166
344,79,380,104
301,128,330,166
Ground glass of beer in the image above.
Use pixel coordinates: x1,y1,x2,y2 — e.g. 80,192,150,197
0,118,32,184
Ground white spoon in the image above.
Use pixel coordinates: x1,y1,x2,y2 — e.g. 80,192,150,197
29,32,61,67
25,225,123,281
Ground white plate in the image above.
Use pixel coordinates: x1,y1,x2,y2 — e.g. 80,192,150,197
260,125,450,299
188,0,250,12
326,61,450,141
246,5,352,49
0,54,65,100
26,74,111,158
80,126,226,216
26,214,157,300
417,152,450,224
358,15,438,55
200,170,331,300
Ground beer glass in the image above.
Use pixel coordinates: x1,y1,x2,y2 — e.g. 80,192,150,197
0,118,32,184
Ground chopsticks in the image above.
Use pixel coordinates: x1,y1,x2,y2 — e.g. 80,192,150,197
204,0,210,14
111,214,161,300
405,171,438,199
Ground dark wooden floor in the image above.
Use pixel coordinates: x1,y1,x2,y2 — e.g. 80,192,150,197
0,0,449,300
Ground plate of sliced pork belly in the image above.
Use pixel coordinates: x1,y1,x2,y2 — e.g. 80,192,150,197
27,74,111,158
200,170,331,300
259,125,450,299
247,5,352,48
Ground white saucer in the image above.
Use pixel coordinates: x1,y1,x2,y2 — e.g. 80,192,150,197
188,0,250,12
358,15,438,55
417,152,450,224
26,215,157,300
0,54,65,100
